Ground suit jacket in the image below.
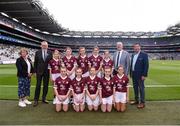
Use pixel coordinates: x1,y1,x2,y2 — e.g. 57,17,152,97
113,50,130,75
34,49,52,75
16,57,34,78
130,51,149,78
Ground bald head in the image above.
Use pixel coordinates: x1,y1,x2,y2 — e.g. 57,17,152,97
116,42,123,51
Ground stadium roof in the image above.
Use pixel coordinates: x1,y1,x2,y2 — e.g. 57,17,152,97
0,0,180,38
0,0,66,33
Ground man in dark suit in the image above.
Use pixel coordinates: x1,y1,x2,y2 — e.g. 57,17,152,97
130,43,149,109
33,41,52,107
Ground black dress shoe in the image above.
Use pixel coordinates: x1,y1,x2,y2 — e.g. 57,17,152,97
137,103,145,109
33,101,38,107
42,100,49,104
130,101,139,105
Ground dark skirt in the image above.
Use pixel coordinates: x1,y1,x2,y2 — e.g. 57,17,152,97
18,77,30,98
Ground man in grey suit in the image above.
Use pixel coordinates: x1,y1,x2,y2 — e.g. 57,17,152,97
113,42,130,76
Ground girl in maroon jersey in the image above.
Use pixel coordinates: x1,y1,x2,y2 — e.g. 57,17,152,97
54,67,71,112
113,65,129,112
88,46,103,78
77,47,89,77
102,50,114,77
99,67,114,112
62,47,77,80
48,50,61,82
48,50,62,104
71,68,86,112
86,67,101,111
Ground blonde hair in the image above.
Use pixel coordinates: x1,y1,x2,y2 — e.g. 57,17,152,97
53,50,60,59
65,47,72,52
19,48,28,55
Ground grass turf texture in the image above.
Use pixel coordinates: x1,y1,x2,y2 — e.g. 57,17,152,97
0,60,180,100
0,100,180,125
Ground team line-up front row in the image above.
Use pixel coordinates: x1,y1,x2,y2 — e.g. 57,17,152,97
49,47,129,113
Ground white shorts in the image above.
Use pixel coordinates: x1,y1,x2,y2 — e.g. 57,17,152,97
73,93,85,105
69,72,75,80
114,92,127,103
54,96,69,105
82,71,89,78
51,73,61,81
86,94,99,106
97,71,102,78
102,95,113,105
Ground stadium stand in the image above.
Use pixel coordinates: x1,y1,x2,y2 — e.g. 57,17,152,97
0,43,36,64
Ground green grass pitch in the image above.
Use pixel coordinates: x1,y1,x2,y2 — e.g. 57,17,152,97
0,60,180,125
0,60,180,100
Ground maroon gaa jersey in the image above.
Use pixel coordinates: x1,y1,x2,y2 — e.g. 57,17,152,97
62,56,77,71
86,76,101,94
77,55,89,74
100,77,114,98
88,55,103,70
102,58,114,69
71,78,85,94
113,74,129,92
54,76,71,95
48,59,61,74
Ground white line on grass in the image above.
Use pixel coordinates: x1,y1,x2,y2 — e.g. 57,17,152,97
0,85,180,88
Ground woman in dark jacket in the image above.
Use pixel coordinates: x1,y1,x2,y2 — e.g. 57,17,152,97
16,48,34,107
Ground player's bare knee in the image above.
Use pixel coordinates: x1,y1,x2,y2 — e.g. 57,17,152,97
56,109,61,112
63,107,68,112
88,106,93,111
94,106,98,111
120,108,126,112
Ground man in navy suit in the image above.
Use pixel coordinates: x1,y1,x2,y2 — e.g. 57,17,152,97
130,43,149,109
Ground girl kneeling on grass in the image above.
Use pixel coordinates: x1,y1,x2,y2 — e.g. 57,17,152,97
113,65,129,112
16,48,34,107
86,67,101,111
71,68,86,112
54,67,71,112
99,67,114,112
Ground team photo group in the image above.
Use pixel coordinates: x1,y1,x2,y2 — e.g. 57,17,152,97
16,41,149,113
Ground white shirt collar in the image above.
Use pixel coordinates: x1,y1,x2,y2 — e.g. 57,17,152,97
117,50,123,53
135,51,141,55
104,58,110,62
80,55,86,58
90,75,96,80
93,54,99,58
105,77,111,81
53,58,59,62
117,74,124,79
76,77,82,81
66,55,72,60
61,75,67,80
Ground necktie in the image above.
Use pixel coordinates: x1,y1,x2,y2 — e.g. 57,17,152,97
116,51,120,68
43,50,46,61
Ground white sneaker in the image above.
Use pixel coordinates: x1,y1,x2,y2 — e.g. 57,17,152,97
24,99,32,105
18,101,26,107
53,98,56,104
